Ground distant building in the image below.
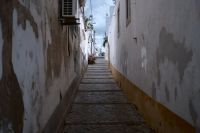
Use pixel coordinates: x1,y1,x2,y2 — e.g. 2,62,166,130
105,6,114,61
106,6,114,36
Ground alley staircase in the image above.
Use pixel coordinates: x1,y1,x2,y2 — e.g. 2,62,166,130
62,58,153,133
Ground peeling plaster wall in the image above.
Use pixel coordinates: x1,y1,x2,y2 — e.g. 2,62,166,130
79,11,88,75
108,0,200,131
0,21,3,79
0,0,87,132
105,42,109,61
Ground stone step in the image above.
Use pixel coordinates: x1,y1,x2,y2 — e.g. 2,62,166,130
74,91,128,104
63,124,153,133
88,65,108,67
85,73,112,76
83,76,113,79
81,79,116,84
88,63,108,67
78,84,121,91
84,73,112,76
65,104,144,124
63,58,154,133
86,70,111,73
95,61,107,64
88,66,108,68
87,68,108,71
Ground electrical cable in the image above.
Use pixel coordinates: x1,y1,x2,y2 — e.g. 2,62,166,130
90,0,93,17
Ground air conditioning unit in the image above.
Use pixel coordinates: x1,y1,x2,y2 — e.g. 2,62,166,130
59,0,80,25
62,0,77,18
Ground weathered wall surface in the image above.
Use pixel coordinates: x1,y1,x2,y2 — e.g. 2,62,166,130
108,0,200,132
105,42,109,61
79,13,88,76
0,0,87,132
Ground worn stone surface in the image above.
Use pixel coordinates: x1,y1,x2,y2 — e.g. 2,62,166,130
79,84,120,91
86,70,111,73
94,58,107,64
85,73,113,76
63,125,153,133
88,65,108,68
81,78,116,84
65,104,144,124
75,92,128,103
83,75,113,79
87,67,108,70
63,58,153,133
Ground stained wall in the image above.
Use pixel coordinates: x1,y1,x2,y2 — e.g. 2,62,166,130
108,0,200,132
0,0,87,132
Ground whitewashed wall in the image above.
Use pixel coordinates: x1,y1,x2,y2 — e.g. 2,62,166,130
0,0,87,132
108,0,200,131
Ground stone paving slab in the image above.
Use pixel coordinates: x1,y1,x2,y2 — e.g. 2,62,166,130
65,104,144,124
78,84,121,91
63,58,154,133
88,66,108,67
87,69,108,71
87,69,108,72
81,79,115,84
85,73,112,76
85,70,110,72
88,66,108,68
89,62,107,65
86,70,111,73
84,73,112,76
74,92,128,103
88,63,107,65
95,61,107,64
63,124,153,133
64,125,152,133
83,75,113,79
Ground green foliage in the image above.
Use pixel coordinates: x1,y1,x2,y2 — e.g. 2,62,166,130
84,16,94,30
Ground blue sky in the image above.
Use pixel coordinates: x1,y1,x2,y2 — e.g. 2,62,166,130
85,0,114,49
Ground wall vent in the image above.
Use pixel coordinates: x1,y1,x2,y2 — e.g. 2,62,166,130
62,0,76,17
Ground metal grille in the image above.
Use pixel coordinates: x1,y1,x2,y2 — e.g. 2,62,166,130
62,0,73,16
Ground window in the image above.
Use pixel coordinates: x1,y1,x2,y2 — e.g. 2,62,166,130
126,0,131,25
117,5,120,37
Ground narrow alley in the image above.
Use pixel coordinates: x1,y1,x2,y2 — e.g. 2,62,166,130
0,0,200,132
63,58,153,133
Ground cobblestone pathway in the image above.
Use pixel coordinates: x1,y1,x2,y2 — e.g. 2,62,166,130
63,58,153,133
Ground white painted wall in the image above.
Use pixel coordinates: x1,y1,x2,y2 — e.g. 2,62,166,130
12,8,44,132
0,0,88,132
104,42,109,61
0,20,3,80
79,7,88,72
108,0,200,131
